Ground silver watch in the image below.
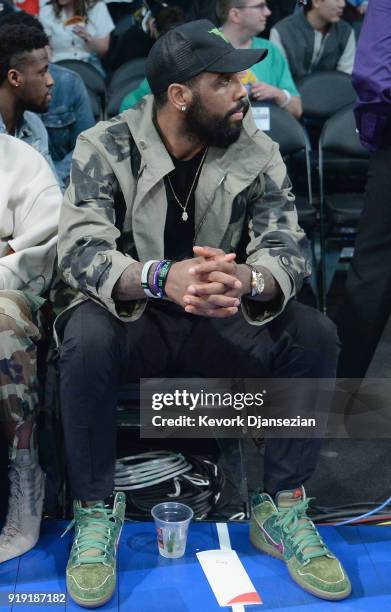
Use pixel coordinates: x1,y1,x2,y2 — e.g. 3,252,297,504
250,268,265,297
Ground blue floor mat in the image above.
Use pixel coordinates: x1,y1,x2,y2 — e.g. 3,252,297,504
0,520,390,611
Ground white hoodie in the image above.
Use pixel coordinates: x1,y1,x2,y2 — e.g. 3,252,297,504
0,135,61,296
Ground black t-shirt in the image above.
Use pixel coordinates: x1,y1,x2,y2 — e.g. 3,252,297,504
163,148,207,260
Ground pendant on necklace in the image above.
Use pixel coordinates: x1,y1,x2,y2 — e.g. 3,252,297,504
182,211,188,221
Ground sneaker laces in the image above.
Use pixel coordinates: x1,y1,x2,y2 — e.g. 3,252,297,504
0,482,20,541
276,498,329,562
0,462,40,542
62,503,118,566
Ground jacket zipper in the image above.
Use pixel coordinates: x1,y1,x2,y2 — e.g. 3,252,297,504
193,174,226,244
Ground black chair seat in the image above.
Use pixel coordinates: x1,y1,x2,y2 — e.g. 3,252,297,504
296,195,317,232
325,193,365,226
108,58,146,93
107,76,145,117
298,71,357,121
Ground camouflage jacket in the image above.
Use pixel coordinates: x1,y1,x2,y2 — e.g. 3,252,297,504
58,95,310,327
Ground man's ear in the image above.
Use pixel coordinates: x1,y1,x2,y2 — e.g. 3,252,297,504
228,6,243,24
7,68,23,89
311,0,322,9
167,82,193,112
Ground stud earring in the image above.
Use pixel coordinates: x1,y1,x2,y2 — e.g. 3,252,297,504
181,106,186,112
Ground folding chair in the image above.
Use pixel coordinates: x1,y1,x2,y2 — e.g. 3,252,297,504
107,58,146,95
297,70,357,148
252,102,319,307
298,71,357,121
106,76,145,117
318,103,369,312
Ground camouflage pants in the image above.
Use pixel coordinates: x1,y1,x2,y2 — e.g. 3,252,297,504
0,291,41,424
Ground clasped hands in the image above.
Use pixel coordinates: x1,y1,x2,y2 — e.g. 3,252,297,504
165,246,251,319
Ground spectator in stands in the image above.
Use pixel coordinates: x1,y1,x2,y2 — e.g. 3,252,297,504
0,134,61,563
0,0,14,20
338,0,391,378
217,0,302,117
344,0,367,38
0,24,55,172
57,20,350,608
1,11,95,188
270,0,356,82
39,0,114,74
263,0,298,37
186,0,218,23
44,62,95,185
121,0,302,117
120,3,185,112
104,0,183,76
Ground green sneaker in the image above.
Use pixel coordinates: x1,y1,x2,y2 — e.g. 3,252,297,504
63,492,126,608
249,486,351,601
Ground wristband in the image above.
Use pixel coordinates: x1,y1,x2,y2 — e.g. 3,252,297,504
141,260,160,298
152,260,166,298
280,89,292,109
157,260,173,295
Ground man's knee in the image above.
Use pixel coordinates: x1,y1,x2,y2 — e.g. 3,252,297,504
0,302,39,422
60,301,122,366
283,301,340,359
0,296,38,363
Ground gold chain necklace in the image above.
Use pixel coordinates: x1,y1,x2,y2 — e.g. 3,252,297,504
166,147,208,222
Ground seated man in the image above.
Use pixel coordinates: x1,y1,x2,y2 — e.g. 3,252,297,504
0,11,95,189
58,20,351,608
0,24,55,173
270,0,356,82
0,135,61,562
217,0,302,118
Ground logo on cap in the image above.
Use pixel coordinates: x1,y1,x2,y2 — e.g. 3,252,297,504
208,28,229,43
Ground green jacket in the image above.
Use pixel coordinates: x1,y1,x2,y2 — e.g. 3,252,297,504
120,78,150,113
58,95,310,326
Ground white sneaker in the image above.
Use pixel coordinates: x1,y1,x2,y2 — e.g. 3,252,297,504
0,448,45,563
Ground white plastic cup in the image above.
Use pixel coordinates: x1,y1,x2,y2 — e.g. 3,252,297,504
151,502,194,559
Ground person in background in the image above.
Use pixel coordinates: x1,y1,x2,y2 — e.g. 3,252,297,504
119,3,185,112
270,0,356,82
39,0,115,74
262,0,298,37
185,0,218,23
338,0,391,378
344,0,368,38
0,0,15,19
0,24,55,173
0,11,95,188
0,134,61,563
121,0,302,118
217,0,302,118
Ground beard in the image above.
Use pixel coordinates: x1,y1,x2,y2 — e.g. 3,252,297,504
184,92,250,148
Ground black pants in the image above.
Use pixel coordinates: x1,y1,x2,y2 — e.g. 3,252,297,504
59,299,339,501
338,146,391,378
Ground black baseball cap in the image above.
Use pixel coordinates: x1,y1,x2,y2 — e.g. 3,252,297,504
146,19,268,94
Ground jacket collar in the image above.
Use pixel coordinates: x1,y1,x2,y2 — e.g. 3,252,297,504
0,110,32,140
122,95,268,260
122,94,267,192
